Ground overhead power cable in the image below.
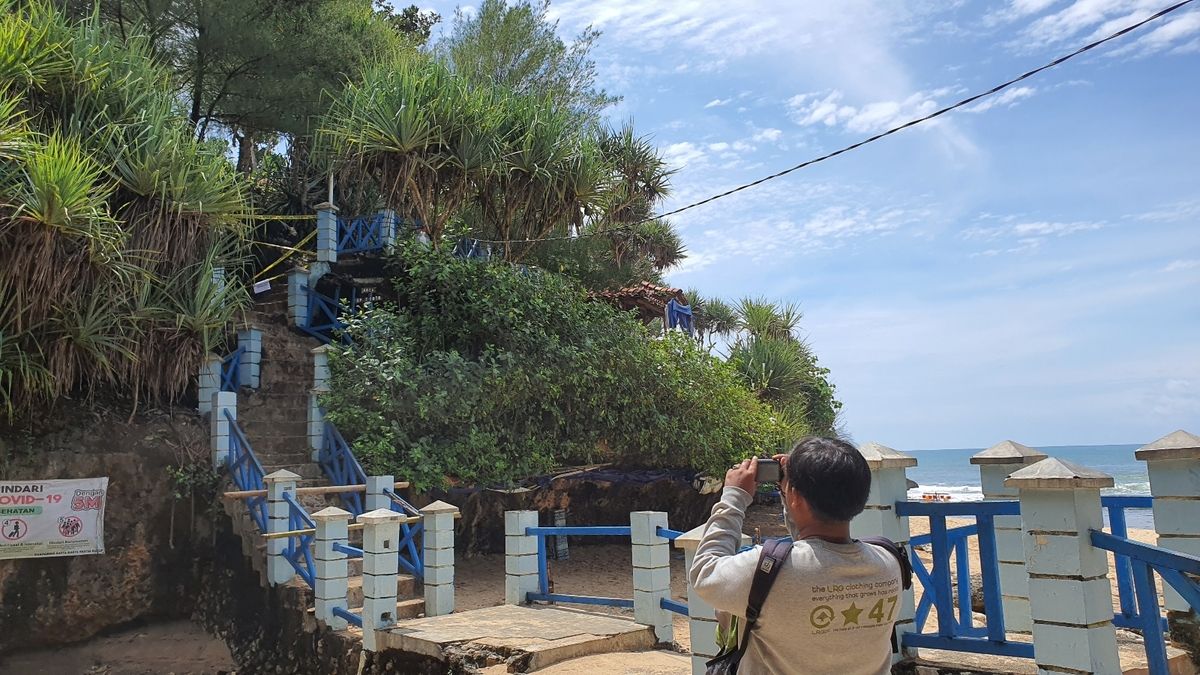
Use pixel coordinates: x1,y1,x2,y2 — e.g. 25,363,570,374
645,0,1194,223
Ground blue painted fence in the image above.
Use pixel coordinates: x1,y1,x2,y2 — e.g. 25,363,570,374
220,346,245,392
318,422,367,516
282,491,317,588
337,213,393,255
384,488,424,579
301,284,355,344
225,410,267,531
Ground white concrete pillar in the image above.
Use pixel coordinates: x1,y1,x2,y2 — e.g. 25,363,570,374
210,391,237,469
316,202,339,264
366,475,394,512
358,508,403,651
631,511,673,643
288,266,309,328
971,440,1047,633
1137,430,1200,614
677,526,754,674
421,500,459,616
504,510,540,605
313,506,351,629
850,441,918,659
309,345,330,461
378,209,398,250
212,266,226,300
197,353,222,414
265,469,301,586
1007,458,1120,675
237,327,263,389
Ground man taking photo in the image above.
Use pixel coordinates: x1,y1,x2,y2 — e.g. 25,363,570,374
690,437,903,675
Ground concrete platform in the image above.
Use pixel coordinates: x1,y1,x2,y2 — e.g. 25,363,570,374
379,605,658,672
506,650,691,674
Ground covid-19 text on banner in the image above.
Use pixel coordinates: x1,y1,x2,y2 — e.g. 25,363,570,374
0,478,107,560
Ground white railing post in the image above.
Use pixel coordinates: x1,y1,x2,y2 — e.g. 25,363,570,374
287,266,309,328
309,345,330,461
313,506,351,629
1007,457,1120,674
378,209,398,250
358,508,403,651
1137,430,1200,638
365,475,394,512
265,469,301,586
316,202,339,264
237,326,262,389
850,442,918,659
504,510,539,605
421,500,459,617
971,440,1046,633
198,353,222,414
210,391,237,469
631,511,673,643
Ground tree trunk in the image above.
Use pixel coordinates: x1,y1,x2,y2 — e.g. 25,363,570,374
235,130,257,175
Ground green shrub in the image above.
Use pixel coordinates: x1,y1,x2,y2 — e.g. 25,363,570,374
322,243,795,489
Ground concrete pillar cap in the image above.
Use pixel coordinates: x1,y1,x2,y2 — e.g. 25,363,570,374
315,201,340,213
420,500,460,515
1004,457,1114,489
357,508,405,524
673,524,706,551
858,441,918,469
289,265,309,274
264,469,301,483
311,345,332,354
1135,430,1200,461
311,506,352,522
970,440,1047,465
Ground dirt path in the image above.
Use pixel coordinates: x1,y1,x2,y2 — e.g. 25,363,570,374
0,620,235,675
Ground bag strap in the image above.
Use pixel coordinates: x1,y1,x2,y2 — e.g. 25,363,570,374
735,537,791,654
859,536,912,590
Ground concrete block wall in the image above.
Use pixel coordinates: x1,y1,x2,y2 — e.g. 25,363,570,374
504,510,539,605
630,511,673,643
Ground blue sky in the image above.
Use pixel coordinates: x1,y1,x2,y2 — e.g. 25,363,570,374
416,1,1200,450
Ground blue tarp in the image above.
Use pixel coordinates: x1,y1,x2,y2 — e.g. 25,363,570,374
665,298,694,336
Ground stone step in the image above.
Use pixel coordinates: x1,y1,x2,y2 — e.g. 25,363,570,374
255,449,315,465
261,463,324,480
346,575,419,609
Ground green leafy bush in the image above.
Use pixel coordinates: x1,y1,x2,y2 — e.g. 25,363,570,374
322,243,795,489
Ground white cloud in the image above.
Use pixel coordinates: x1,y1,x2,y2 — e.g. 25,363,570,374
963,86,1037,113
1163,259,1200,273
998,1,1200,56
751,127,784,143
662,141,706,168
787,89,941,134
704,98,731,108
962,219,1104,256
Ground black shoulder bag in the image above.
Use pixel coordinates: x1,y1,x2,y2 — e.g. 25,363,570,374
704,537,791,674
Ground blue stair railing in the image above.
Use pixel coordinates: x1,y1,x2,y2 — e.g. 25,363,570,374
281,491,317,588
225,410,267,531
220,346,245,392
301,284,356,345
318,421,367,516
384,488,423,578
1101,495,1166,631
337,212,395,255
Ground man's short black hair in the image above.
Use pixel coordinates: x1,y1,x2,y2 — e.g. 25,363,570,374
785,436,871,523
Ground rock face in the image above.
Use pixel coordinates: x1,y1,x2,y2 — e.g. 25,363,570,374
0,405,217,655
440,469,719,555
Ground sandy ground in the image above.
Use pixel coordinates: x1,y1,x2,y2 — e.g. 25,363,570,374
0,619,235,675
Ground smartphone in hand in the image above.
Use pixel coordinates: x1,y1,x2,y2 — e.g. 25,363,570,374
755,458,781,483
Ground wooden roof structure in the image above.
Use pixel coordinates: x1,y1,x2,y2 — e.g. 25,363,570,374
592,281,688,324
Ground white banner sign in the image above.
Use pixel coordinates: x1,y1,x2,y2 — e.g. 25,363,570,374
0,478,108,560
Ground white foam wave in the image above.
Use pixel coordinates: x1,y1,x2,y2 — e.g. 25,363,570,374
907,485,984,502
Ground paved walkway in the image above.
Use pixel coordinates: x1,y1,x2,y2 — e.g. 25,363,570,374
381,605,660,672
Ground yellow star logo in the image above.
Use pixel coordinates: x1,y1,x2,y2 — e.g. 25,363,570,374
841,603,863,626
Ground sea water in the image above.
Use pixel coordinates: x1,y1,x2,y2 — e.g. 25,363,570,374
905,444,1154,528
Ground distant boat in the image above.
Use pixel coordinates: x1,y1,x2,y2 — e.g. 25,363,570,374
921,492,952,502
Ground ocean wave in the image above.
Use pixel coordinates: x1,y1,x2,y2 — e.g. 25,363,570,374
907,485,984,502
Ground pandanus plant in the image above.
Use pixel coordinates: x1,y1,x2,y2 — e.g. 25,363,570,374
0,1,248,421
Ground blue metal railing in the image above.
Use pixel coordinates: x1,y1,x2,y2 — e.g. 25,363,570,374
332,606,363,628
282,491,317,588
384,488,423,579
337,213,393,255
301,284,355,344
1100,495,1163,630
1091,531,1200,675
897,500,1030,658
318,422,367,516
220,346,245,392
225,410,267,531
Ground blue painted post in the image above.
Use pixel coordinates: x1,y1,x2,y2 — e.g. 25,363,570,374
197,353,222,414
316,202,338,264
309,346,330,461
421,500,459,616
1137,430,1200,642
265,470,301,586
313,506,351,629
210,390,236,468
358,508,403,651
1007,457,1120,674
971,440,1045,633
850,441,919,659
631,511,673,643
288,267,309,328
975,514,1007,641
236,327,262,389
504,510,539,605
929,516,954,637
954,534,971,629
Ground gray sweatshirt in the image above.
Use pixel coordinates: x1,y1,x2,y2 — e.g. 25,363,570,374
690,487,900,675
